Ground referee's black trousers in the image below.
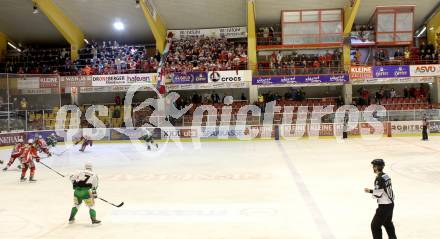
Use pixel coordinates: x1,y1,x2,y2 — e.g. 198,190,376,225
371,203,397,239
422,126,428,140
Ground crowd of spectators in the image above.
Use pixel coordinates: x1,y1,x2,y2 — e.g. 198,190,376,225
417,42,438,62
258,89,306,103
373,48,412,64
1,47,69,74
1,40,159,75
257,25,282,45
172,91,248,109
68,40,159,75
162,36,248,73
258,49,343,75
4,36,440,77
356,85,429,106
351,24,375,43
353,43,440,66
351,47,413,65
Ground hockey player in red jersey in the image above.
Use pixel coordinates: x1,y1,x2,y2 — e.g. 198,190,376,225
75,135,93,152
19,139,41,182
35,135,52,157
2,139,25,171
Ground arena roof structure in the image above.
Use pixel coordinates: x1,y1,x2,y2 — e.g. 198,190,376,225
257,0,438,27
0,0,438,45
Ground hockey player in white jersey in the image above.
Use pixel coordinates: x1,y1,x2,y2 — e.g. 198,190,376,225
69,162,101,224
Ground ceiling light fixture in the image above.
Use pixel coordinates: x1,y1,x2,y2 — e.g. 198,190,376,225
113,21,125,31
8,42,22,52
416,26,427,38
84,39,89,44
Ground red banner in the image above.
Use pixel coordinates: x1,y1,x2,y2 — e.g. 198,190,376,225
350,66,373,79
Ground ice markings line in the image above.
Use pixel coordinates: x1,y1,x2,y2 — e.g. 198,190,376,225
276,141,336,239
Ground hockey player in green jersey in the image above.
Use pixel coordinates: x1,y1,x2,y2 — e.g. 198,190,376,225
46,133,58,148
69,162,101,224
139,130,158,150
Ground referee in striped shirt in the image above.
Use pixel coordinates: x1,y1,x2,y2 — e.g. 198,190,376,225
364,159,397,239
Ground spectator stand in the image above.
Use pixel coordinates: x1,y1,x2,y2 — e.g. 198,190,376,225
255,8,345,82
68,40,159,76
1,46,70,75
352,84,432,111
0,73,63,132
351,48,439,66
0,40,159,76
256,48,343,75
162,35,248,74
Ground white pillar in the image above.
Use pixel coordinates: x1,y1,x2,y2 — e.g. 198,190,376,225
249,85,259,103
342,83,353,105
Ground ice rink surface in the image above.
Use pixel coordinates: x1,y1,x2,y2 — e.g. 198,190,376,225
1,136,440,239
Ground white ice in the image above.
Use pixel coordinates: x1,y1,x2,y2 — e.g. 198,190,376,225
1,136,440,239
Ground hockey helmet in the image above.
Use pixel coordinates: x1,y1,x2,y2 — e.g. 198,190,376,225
28,139,34,144
18,138,24,143
371,159,385,167
84,162,93,171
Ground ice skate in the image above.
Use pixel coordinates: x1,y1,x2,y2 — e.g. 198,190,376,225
91,218,101,224
29,176,37,182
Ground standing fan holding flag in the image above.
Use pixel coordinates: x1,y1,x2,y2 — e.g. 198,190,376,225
155,70,168,125
156,72,167,95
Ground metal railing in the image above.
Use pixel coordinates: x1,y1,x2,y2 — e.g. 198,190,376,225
256,32,282,45
0,62,159,76
352,58,440,67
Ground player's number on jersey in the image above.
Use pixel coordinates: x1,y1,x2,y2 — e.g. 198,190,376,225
76,173,91,184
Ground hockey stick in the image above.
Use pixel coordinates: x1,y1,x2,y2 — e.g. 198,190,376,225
38,160,124,208
54,144,76,156
98,197,124,208
38,161,66,178
38,161,124,208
